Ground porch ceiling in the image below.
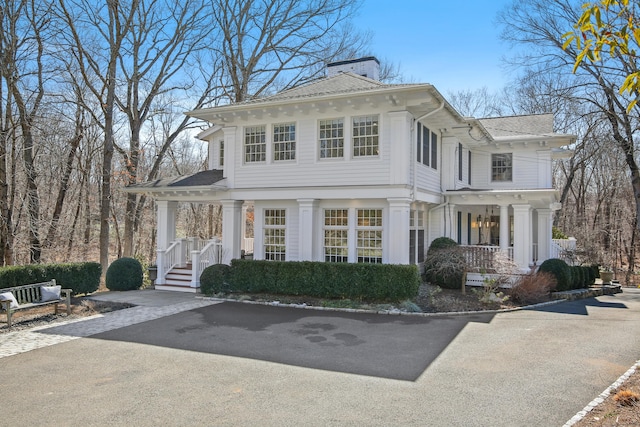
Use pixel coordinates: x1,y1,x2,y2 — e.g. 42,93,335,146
445,188,559,208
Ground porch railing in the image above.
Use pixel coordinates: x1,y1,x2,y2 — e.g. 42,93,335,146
461,246,514,271
191,238,223,287
551,238,577,265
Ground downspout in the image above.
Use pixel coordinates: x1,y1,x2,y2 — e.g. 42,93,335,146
411,99,445,261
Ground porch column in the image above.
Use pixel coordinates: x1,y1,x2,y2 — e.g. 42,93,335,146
387,198,411,264
156,201,177,284
512,204,532,269
499,205,510,253
298,199,318,261
221,199,243,264
536,208,552,264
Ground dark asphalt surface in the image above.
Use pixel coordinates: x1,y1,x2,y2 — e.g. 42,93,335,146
1,289,639,426
92,301,495,381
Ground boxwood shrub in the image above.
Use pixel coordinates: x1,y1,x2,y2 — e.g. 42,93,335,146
106,257,143,291
0,262,101,295
200,264,231,295
538,258,571,291
226,259,419,302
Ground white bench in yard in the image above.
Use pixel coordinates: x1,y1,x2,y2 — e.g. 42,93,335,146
0,280,71,328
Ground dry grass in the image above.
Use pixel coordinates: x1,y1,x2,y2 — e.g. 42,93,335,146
0,297,133,333
572,368,640,427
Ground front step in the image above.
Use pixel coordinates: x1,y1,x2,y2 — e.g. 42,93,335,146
155,265,199,293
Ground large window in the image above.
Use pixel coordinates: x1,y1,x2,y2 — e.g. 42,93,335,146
416,123,437,169
324,209,348,262
273,123,296,161
244,126,266,163
319,119,344,158
409,210,425,264
357,209,382,263
264,209,286,261
492,153,513,182
352,115,379,157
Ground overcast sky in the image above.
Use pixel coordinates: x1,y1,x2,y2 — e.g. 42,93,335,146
354,0,515,93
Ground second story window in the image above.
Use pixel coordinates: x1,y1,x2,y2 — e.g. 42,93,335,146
244,125,266,163
319,118,344,159
219,139,224,167
352,115,379,157
273,123,296,161
416,122,437,170
492,153,513,182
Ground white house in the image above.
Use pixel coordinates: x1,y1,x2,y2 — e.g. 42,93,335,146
126,57,576,292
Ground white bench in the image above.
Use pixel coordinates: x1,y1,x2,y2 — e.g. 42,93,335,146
0,280,71,328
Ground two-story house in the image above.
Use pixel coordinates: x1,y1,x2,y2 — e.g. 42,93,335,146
127,57,575,292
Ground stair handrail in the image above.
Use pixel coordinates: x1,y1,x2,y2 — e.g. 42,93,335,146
191,238,222,287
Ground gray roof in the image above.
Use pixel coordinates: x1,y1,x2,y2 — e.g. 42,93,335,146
127,169,225,190
478,114,555,138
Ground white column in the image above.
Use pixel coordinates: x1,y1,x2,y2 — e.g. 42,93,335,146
536,208,552,264
512,204,532,269
156,201,177,284
387,198,411,264
298,199,318,261
499,205,510,253
221,199,243,264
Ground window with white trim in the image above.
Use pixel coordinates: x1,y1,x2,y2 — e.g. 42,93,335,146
492,153,513,182
244,126,266,163
319,118,344,158
264,209,286,261
219,139,224,166
352,115,379,157
323,209,348,262
273,123,296,161
357,209,383,263
416,122,437,169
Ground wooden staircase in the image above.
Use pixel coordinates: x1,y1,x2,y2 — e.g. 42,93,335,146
154,264,199,293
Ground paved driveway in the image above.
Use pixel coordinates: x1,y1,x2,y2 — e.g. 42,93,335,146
1,289,639,426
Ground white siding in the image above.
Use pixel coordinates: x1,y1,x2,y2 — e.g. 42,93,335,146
471,148,551,190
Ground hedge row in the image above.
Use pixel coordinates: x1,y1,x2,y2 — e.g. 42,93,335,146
201,259,420,302
0,262,101,295
538,258,597,291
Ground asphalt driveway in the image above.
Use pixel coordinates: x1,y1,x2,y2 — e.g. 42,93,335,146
1,289,639,426
90,301,495,381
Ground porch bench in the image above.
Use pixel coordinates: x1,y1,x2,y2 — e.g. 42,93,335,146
0,280,71,328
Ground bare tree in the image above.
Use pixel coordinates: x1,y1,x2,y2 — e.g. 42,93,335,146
211,0,369,103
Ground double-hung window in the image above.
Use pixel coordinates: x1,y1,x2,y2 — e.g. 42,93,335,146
352,115,379,157
323,209,349,262
492,153,513,182
416,123,437,169
219,140,224,166
273,123,296,161
244,126,266,163
319,119,344,158
264,209,286,261
357,209,383,263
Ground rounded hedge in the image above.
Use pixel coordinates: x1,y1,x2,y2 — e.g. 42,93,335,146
200,264,232,295
424,248,466,289
428,237,458,254
538,258,571,291
105,257,143,291
570,266,584,289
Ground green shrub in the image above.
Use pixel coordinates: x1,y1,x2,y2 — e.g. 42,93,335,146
228,259,419,302
105,257,143,291
0,262,101,295
427,237,458,254
538,258,571,291
584,265,596,286
570,266,584,289
423,247,467,289
552,226,569,239
200,264,231,295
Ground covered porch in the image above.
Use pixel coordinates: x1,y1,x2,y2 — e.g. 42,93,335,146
443,188,564,271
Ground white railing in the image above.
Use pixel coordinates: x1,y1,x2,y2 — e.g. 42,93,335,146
191,238,223,287
156,240,182,285
461,246,513,271
551,238,577,265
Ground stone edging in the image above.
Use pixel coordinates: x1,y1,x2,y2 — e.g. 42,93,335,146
563,359,640,427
